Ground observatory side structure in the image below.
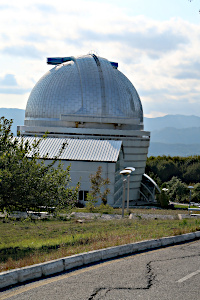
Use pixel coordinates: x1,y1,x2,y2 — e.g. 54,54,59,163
18,54,151,206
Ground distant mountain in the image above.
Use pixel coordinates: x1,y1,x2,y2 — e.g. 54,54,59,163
144,115,200,156
0,108,25,135
144,114,200,131
1,110,200,156
148,142,200,157
150,127,200,144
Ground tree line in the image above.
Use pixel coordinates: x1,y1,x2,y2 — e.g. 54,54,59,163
146,156,200,204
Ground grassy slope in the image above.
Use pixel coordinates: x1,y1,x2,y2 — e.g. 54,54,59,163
1,209,200,273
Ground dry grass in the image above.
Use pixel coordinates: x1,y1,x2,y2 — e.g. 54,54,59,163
74,207,189,216
0,215,199,273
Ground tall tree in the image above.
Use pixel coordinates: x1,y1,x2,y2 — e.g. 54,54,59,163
0,117,79,214
166,177,189,203
87,166,110,205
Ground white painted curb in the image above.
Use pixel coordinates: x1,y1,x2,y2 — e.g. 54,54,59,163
0,231,199,290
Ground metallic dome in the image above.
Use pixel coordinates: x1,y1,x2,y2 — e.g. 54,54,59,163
25,54,143,128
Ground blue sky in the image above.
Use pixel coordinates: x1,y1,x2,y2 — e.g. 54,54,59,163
0,0,199,118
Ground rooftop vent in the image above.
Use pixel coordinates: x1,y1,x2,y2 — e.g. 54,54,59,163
47,57,73,65
110,62,118,69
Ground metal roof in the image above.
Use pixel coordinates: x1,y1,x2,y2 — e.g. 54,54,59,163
17,137,122,162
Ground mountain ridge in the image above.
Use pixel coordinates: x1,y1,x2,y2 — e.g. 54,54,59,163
0,108,199,156
144,114,200,131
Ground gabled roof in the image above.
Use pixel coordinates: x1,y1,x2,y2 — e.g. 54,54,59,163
18,137,122,162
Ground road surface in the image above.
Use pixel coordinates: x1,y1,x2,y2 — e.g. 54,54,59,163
1,240,200,300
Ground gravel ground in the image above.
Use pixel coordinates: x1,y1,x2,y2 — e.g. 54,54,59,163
1,210,198,221
70,211,193,221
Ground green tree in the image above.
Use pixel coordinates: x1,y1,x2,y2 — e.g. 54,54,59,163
87,166,110,206
183,163,200,183
166,176,189,203
191,183,200,203
156,160,179,182
146,156,180,183
157,190,169,208
146,155,200,185
0,117,79,214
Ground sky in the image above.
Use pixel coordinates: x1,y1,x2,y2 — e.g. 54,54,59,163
0,0,200,118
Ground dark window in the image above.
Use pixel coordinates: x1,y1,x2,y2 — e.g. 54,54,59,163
79,190,89,201
79,190,83,200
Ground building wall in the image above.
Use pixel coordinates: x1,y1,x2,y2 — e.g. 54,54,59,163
19,124,150,206
51,159,118,206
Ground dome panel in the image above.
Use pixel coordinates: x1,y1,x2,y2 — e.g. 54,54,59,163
25,54,143,127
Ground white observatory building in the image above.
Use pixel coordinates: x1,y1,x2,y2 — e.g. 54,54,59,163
18,54,155,207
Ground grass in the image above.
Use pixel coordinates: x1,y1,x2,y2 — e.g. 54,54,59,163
0,210,200,273
73,207,188,216
174,204,188,209
174,204,200,210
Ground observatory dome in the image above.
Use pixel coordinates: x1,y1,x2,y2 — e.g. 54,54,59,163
25,54,143,128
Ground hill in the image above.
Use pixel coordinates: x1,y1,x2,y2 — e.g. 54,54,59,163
0,108,25,135
144,114,200,131
0,110,200,156
150,127,200,144
148,142,200,157
144,115,200,156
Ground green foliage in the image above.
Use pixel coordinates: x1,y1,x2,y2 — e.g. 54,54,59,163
146,155,200,203
85,193,96,212
190,183,200,203
157,191,169,208
0,117,79,214
146,155,200,185
179,219,188,226
183,163,200,183
87,166,110,205
98,203,114,214
166,177,189,203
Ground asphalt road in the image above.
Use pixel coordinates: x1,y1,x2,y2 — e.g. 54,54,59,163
1,240,200,300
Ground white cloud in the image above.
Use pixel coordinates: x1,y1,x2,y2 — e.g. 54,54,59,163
0,88,30,95
1,45,44,59
0,74,18,86
0,0,199,116
0,93,29,109
144,111,167,118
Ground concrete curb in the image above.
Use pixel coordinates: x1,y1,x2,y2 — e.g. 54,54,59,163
1,231,200,290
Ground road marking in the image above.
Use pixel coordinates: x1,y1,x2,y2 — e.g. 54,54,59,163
178,269,200,283
0,256,133,300
0,268,90,300
0,242,196,299
0,250,151,300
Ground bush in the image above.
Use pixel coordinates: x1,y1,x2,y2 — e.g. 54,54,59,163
98,203,114,214
157,191,169,208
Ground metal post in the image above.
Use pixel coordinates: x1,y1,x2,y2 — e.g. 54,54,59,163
120,168,134,217
122,179,126,218
127,175,130,213
188,186,194,209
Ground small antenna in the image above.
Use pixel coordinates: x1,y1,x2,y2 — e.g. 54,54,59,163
88,50,99,56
